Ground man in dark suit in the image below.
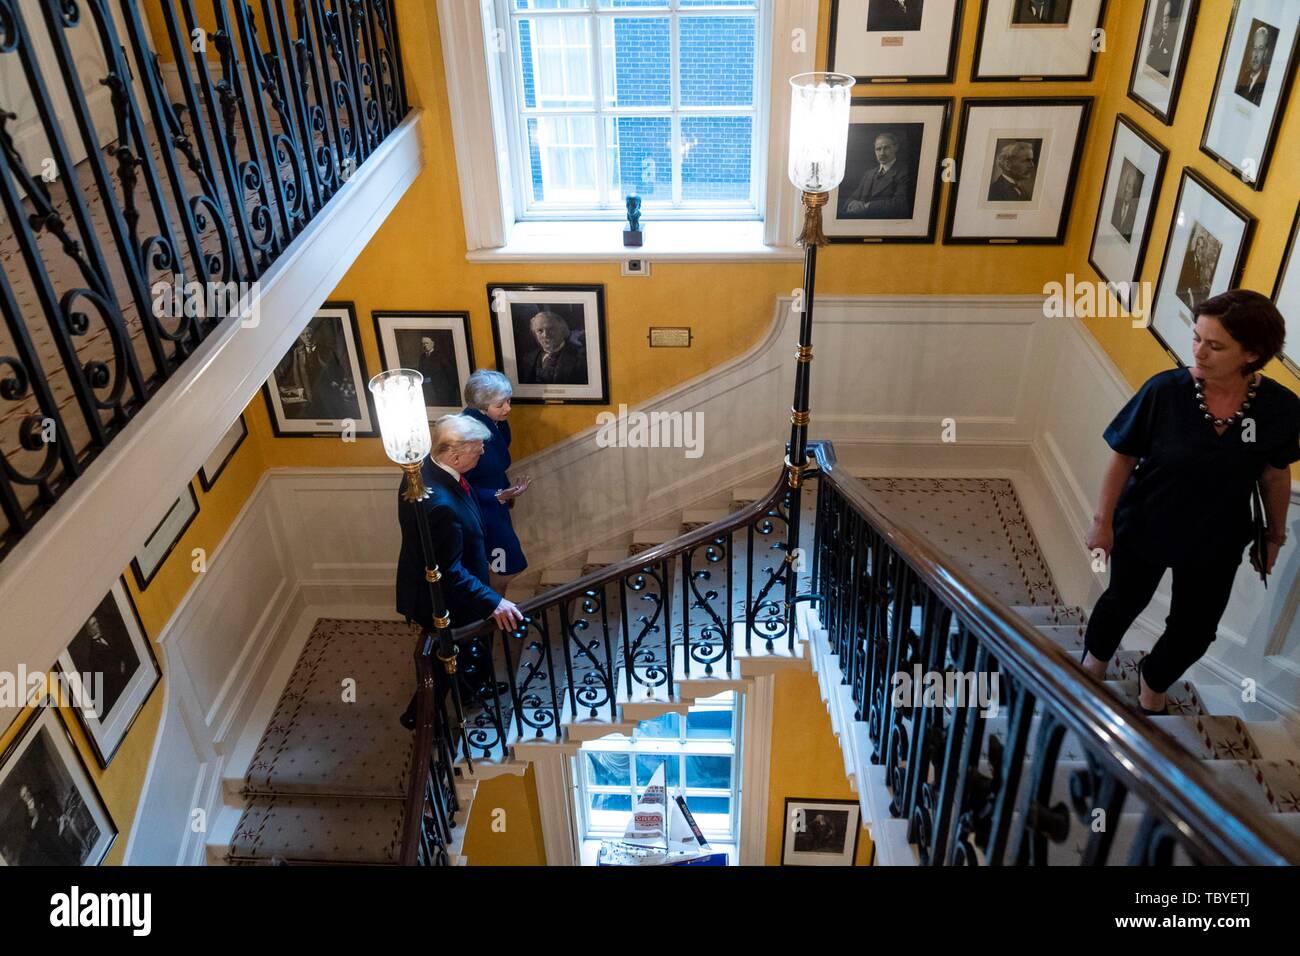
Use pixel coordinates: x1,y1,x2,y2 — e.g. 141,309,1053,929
526,311,587,385
1144,1,1177,76
987,141,1036,202
867,0,923,32
396,415,522,727
1110,166,1141,243
416,335,459,408
841,132,913,219
1012,0,1071,24
1235,24,1274,106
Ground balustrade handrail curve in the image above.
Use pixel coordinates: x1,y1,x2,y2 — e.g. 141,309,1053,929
810,440,1300,865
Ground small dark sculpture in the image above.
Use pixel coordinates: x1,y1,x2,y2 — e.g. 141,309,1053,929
623,195,643,247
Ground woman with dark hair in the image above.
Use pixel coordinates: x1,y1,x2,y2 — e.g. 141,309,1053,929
461,370,530,594
1080,289,1300,714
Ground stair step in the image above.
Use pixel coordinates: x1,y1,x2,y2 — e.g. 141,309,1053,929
629,528,679,553
1012,604,1087,626
1034,624,1087,654
1202,760,1300,816
583,549,632,574
539,567,583,587
1104,678,1207,717
731,485,772,508
680,509,730,530
984,713,1262,763
226,794,405,865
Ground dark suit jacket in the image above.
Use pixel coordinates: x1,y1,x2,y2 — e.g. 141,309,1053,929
867,0,923,31
528,341,587,385
1235,69,1268,106
843,162,912,219
395,459,501,632
988,175,1028,201
1013,0,1070,23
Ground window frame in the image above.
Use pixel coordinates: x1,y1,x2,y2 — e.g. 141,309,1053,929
494,0,772,222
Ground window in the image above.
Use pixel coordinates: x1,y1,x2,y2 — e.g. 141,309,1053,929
573,692,741,843
497,0,769,219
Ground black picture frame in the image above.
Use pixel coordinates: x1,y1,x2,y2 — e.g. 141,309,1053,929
1087,113,1170,310
129,482,200,591
372,310,476,419
262,302,377,438
780,797,861,866
1269,203,1300,377
1199,0,1300,190
971,0,1109,82
1148,167,1256,366
827,0,964,85
55,577,161,769
0,700,117,865
198,414,248,492
487,284,610,405
826,97,953,244
943,96,1093,245
1126,0,1200,124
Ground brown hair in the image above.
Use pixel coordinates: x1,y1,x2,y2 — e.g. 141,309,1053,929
1192,289,1286,374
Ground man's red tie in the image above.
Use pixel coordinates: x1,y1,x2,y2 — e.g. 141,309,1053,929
459,476,471,496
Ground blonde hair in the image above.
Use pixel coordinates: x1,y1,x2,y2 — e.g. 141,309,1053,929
431,414,491,459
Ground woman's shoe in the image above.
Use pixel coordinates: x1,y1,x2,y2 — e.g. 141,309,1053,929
1136,658,1166,716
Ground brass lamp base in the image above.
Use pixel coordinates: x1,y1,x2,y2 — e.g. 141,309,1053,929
798,191,830,249
400,459,429,502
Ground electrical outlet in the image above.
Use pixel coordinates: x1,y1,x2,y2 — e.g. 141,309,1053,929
621,258,651,277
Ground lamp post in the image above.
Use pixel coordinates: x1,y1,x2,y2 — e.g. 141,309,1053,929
783,72,854,639
369,370,464,730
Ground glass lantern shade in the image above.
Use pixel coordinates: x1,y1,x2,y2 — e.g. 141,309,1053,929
787,72,855,194
369,369,431,466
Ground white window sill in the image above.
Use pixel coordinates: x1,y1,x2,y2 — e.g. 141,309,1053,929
580,839,737,866
465,219,802,263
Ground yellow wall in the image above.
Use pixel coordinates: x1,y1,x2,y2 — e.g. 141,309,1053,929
461,766,549,866
765,669,873,866
1067,0,1300,458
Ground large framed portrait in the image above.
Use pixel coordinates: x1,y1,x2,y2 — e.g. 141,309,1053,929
1087,114,1169,311
827,98,952,243
1201,0,1300,189
944,98,1092,244
828,0,964,84
262,303,376,437
780,798,861,866
1269,205,1300,376
0,701,117,865
372,311,475,420
130,482,199,590
1127,0,1199,124
488,285,609,404
54,578,160,769
971,0,1108,81
1149,169,1256,366
198,414,247,492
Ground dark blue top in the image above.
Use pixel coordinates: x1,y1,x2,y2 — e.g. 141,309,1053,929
1105,368,1300,565
461,407,528,575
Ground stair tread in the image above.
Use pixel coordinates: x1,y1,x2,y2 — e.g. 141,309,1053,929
228,793,406,865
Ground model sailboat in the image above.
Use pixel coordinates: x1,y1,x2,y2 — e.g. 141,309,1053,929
596,763,727,866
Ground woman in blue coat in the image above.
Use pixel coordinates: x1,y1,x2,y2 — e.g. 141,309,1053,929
461,370,531,593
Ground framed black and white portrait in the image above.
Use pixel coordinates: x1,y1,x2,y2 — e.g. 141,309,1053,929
1149,169,1255,366
780,798,861,866
827,98,951,243
373,311,475,419
263,303,375,437
1088,115,1169,310
1270,205,1300,376
130,483,199,590
944,98,1092,244
972,0,1107,80
488,285,609,405
54,578,160,769
1127,0,1199,124
198,414,247,492
828,0,963,84
0,701,116,865
1201,1,1300,189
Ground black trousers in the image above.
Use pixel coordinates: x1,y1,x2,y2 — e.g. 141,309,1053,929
1083,538,1244,693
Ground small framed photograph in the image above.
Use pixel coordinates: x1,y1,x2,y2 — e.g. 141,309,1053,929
1127,0,1200,124
198,414,247,492
263,303,376,437
1269,205,1300,376
1149,168,1256,366
130,483,199,590
372,311,475,419
828,0,964,84
972,0,1107,81
0,701,117,865
488,284,609,404
944,97,1092,244
827,98,952,244
780,798,861,866
55,577,160,769
1201,1,1300,189
1088,114,1169,310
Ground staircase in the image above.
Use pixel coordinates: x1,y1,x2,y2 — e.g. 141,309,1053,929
209,450,1300,865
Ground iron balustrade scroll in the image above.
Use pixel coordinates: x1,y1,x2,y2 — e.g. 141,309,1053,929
808,440,1300,866
0,0,408,559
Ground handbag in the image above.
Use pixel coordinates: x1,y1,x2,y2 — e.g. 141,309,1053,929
1249,482,1269,587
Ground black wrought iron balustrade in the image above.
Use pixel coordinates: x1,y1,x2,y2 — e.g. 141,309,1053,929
808,441,1300,866
0,0,407,559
